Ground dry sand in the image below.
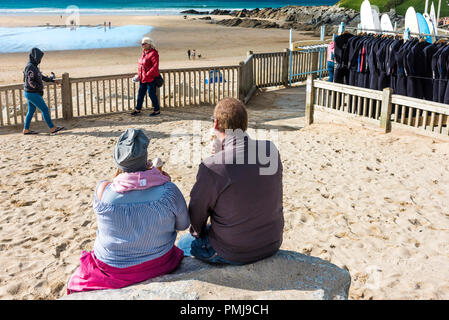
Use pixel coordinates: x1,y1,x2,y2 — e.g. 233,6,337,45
1,15,449,300
0,86,448,300
0,14,316,85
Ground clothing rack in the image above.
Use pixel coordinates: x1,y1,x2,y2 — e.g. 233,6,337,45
338,22,449,42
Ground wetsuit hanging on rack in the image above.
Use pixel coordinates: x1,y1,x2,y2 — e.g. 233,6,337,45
405,40,429,99
437,45,449,103
334,33,354,84
422,42,439,101
386,38,404,93
376,37,395,90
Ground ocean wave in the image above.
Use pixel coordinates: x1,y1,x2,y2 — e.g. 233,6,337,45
0,25,153,53
0,7,250,15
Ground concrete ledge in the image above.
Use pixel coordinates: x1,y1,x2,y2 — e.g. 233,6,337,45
61,250,351,300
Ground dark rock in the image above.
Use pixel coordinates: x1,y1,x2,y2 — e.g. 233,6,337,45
180,9,208,15
194,5,403,33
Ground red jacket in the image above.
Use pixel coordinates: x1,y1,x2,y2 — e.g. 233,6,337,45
138,49,160,83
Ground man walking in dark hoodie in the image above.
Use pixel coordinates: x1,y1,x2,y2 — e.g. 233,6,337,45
23,48,64,135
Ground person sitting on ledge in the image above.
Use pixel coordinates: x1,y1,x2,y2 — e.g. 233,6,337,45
67,128,189,294
178,97,284,265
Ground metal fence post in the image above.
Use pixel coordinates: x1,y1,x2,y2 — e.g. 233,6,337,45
61,72,73,120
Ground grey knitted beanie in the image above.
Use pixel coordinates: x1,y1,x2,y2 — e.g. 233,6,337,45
113,128,149,172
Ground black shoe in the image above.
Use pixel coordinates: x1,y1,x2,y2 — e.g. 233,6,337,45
149,111,160,117
130,110,141,116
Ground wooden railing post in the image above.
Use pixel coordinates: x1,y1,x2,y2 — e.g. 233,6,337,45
246,51,254,96
305,74,315,126
380,87,392,133
61,72,73,120
282,48,290,87
238,61,246,102
312,51,319,78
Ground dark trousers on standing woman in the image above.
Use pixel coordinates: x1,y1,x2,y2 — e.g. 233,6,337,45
135,80,160,112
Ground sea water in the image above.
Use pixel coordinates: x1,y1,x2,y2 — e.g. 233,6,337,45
0,0,337,52
0,1,337,15
0,25,153,53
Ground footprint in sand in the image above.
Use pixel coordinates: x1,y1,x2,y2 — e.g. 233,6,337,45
81,220,91,227
54,243,67,258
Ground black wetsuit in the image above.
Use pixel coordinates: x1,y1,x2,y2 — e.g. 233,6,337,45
334,33,354,85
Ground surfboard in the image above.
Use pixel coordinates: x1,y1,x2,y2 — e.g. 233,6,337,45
360,0,375,32
405,7,420,34
430,2,438,35
424,12,436,35
372,8,381,31
417,12,432,43
380,14,394,31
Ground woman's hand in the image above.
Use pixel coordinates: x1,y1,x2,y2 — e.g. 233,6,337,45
161,170,171,181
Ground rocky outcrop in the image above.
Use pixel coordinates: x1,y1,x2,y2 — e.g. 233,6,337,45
217,18,280,29
61,250,351,300
187,5,404,34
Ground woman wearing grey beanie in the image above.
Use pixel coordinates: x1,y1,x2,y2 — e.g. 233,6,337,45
67,128,189,293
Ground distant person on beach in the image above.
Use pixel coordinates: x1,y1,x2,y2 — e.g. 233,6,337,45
187,49,191,60
327,40,335,82
178,97,284,265
192,49,196,60
131,37,161,117
22,48,64,135
67,128,189,294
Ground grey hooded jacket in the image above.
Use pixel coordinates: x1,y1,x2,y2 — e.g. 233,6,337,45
23,48,54,96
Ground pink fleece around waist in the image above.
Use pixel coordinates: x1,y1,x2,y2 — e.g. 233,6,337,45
66,246,183,294
111,168,170,193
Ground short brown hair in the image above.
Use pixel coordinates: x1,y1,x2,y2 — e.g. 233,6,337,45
213,97,248,132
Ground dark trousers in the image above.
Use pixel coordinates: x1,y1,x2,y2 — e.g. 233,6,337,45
135,80,160,112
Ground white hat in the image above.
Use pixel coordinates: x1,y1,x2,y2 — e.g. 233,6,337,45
141,37,154,46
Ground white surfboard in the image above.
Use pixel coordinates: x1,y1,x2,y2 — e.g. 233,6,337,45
381,14,394,32
360,0,375,32
430,2,438,35
372,8,381,30
424,12,436,35
405,6,420,34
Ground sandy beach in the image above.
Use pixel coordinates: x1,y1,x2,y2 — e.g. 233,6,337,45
1,14,449,300
0,85,448,300
0,14,316,85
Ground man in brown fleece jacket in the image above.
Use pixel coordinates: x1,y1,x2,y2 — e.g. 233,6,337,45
177,97,283,265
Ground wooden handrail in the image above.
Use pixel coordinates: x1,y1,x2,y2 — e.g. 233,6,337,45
391,95,449,115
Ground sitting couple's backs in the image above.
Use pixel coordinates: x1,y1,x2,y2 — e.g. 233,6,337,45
67,97,283,294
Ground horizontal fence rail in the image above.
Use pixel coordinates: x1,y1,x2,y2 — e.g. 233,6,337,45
313,80,383,122
0,66,240,128
0,45,333,129
253,51,288,88
0,82,62,127
390,95,449,136
307,78,449,137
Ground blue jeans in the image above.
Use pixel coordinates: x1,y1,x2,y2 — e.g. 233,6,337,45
177,225,244,265
135,80,160,112
327,61,335,82
24,91,55,130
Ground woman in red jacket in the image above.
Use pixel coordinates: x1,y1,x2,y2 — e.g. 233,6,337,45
131,37,161,117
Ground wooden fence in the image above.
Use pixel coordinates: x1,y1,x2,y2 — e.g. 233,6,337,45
0,48,326,128
306,76,449,137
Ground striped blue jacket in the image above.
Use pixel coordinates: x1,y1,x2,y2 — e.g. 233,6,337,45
92,181,189,268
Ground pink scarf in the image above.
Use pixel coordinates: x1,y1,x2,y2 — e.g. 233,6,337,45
67,246,183,294
111,167,170,193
